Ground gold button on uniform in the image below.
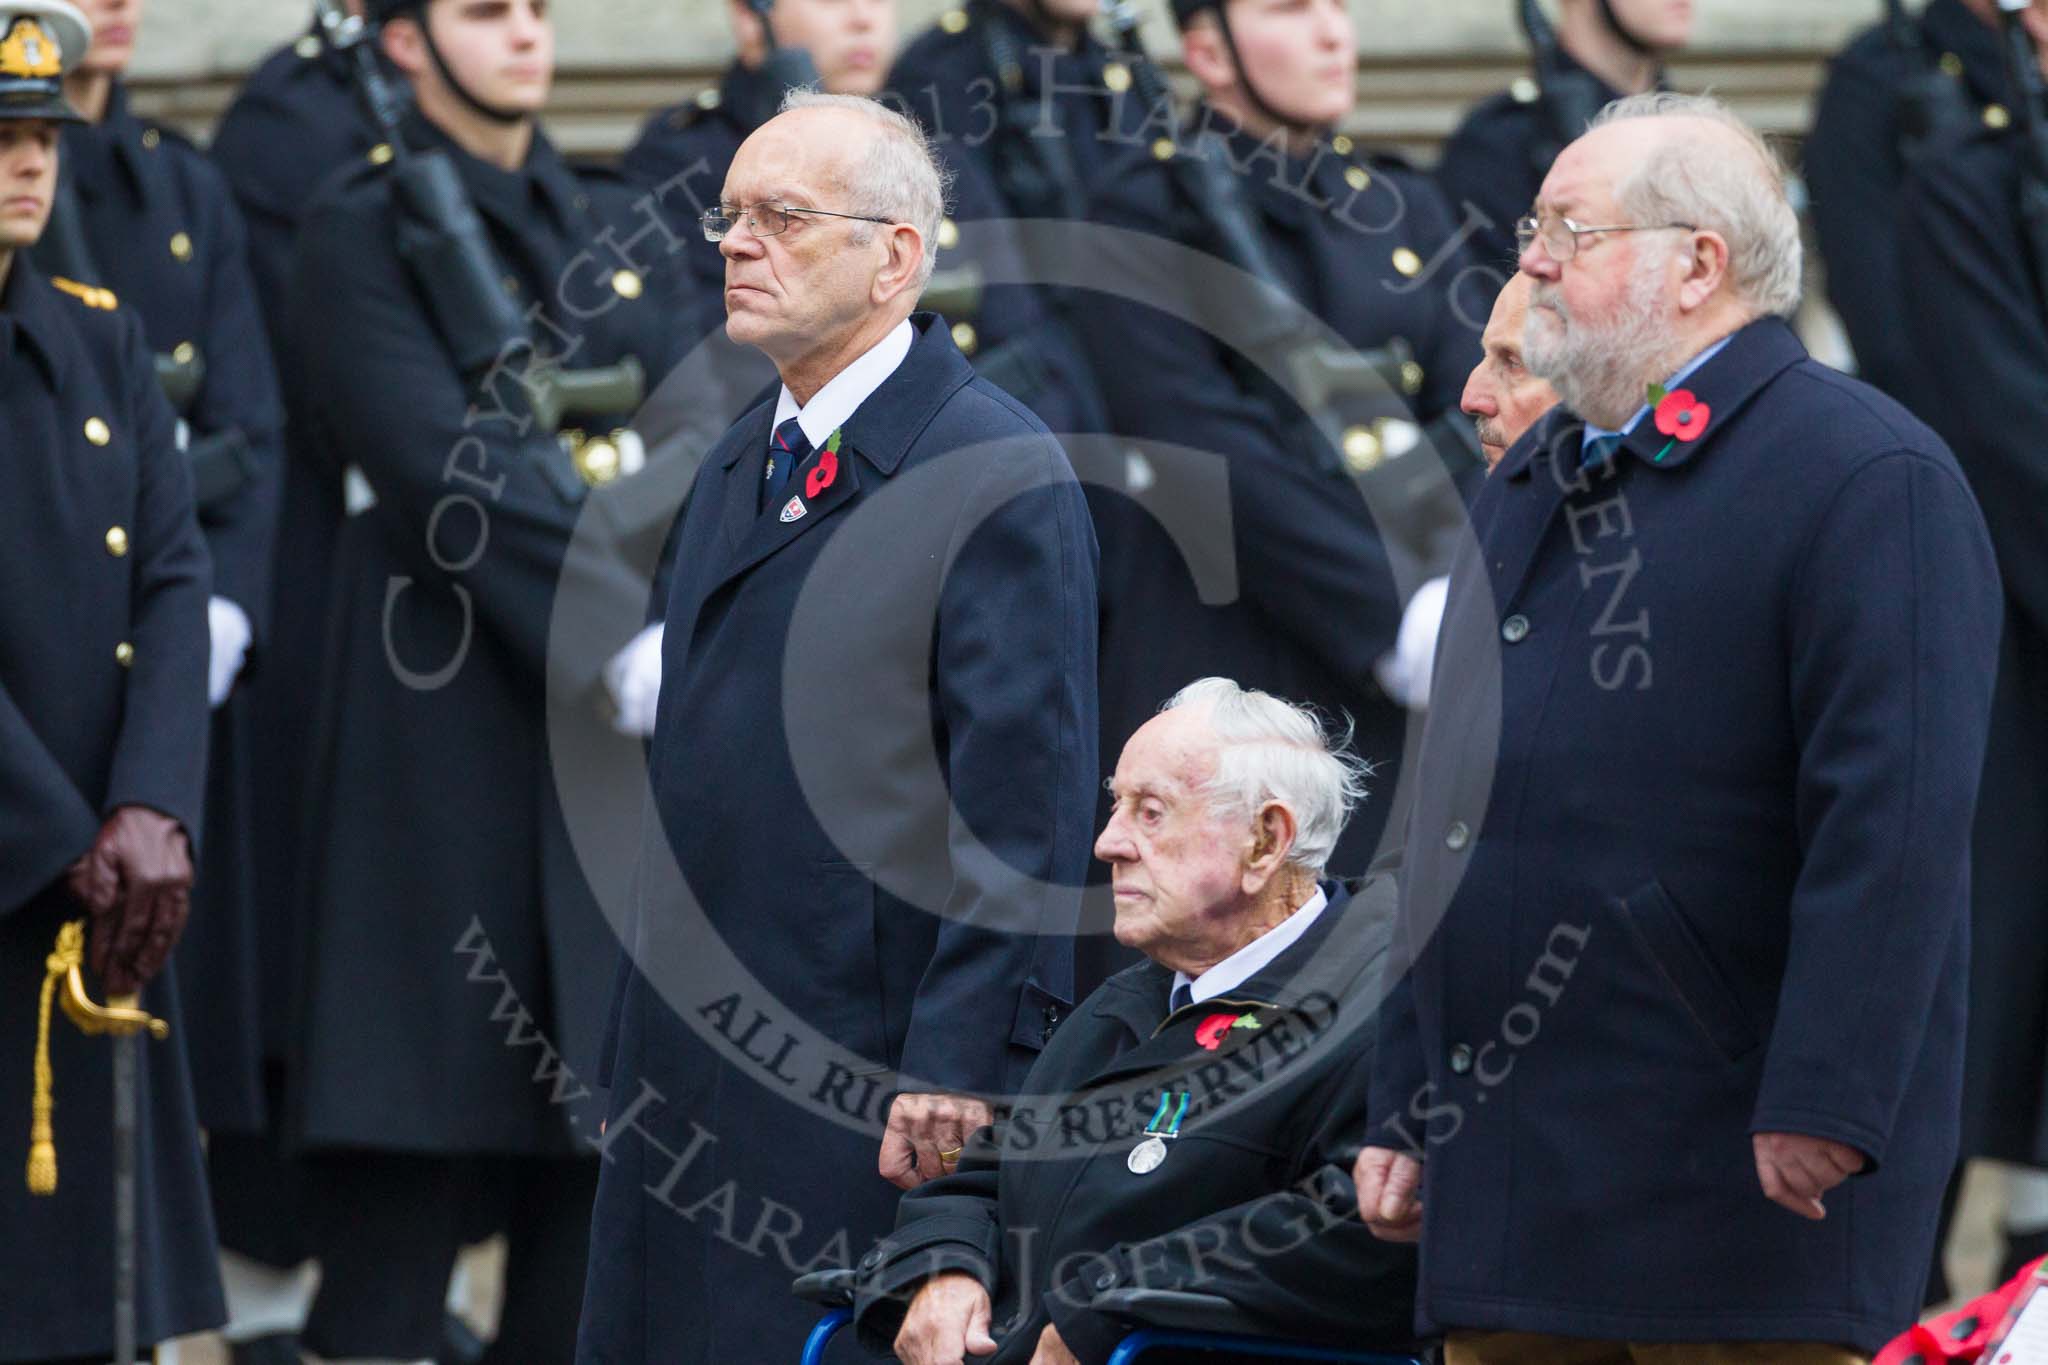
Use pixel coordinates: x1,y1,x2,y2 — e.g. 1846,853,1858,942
368,142,394,165
296,33,322,59
169,231,193,263
105,526,129,558
1511,77,1541,104
1401,360,1425,395
1151,138,1176,161
84,417,110,446
140,127,159,150
696,85,722,110
573,436,621,487
1985,103,2012,130
1345,166,1370,192
114,642,135,668
951,321,979,355
1331,134,1353,156
936,218,960,250
1103,61,1131,93
172,340,195,365
1343,425,1384,472
612,270,643,300
940,7,968,33
1392,247,1423,277
1939,52,1964,77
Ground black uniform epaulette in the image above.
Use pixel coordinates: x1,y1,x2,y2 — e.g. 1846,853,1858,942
48,275,119,310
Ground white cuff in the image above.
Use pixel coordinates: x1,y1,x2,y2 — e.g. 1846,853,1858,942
603,623,665,738
208,596,253,708
1373,575,1450,710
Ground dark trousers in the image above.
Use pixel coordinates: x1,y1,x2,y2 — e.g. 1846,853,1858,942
210,1063,314,1269
301,1150,598,1361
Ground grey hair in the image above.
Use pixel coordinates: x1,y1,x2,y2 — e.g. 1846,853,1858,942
1588,91,1803,319
779,89,950,289
1161,677,1371,874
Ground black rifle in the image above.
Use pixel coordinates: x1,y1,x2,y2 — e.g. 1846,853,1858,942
1996,0,2048,301
1518,0,1608,179
314,0,646,497
975,0,1088,222
32,172,255,512
1100,1,1459,528
1888,0,1979,159
737,0,824,126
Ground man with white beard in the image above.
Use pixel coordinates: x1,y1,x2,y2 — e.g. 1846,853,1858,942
1353,93,2005,1363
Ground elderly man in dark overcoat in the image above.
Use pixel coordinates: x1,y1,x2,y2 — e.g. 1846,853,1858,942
856,678,1418,1365
577,91,1098,1364
1356,93,2004,1364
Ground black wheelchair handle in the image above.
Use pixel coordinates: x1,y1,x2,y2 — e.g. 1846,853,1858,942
791,1268,858,1308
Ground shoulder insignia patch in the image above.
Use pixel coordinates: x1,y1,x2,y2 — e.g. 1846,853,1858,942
49,275,118,310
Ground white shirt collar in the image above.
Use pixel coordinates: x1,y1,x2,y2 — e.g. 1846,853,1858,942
1171,886,1329,1008
771,319,915,451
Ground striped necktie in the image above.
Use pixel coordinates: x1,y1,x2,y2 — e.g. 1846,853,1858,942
1169,982,1193,1015
763,416,812,512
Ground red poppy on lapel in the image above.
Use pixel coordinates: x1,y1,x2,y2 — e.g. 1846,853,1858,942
1194,1011,1262,1051
806,429,843,499
1653,388,1711,442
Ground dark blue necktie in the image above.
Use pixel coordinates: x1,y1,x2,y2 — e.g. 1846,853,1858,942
1169,983,1193,1015
1581,433,1625,471
763,416,812,512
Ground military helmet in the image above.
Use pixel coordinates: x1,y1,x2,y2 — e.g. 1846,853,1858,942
0,0,89,122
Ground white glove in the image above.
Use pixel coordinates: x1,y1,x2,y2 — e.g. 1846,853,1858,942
603,623,664,738
207,597,253,709
1373,575,1449,711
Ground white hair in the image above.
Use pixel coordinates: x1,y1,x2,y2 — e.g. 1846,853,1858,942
1161,677,1371,874
779,89,950,289
1588,91,1803,319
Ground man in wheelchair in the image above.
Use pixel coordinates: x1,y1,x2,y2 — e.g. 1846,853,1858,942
850,678,1421,1364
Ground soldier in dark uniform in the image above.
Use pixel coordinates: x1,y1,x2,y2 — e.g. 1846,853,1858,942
0,3,225,1358
43,6,296,1354
211,1,378,356
1897,0,2048,1284
1806,0,2008,412
199,10,391,1353
1436,0,1692,267
887,0,1136,223
45,0,284,1148
1077,0,1488,880
282,0,690,1357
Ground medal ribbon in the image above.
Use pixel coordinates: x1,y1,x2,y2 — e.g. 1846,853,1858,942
1144,1091,1189,1139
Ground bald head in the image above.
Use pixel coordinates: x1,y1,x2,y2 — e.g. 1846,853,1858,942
1460,274,1557,469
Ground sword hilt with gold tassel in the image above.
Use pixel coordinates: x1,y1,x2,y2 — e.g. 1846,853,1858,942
25,920,168,1195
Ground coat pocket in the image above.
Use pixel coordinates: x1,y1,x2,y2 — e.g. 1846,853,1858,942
1616,879,1759,1063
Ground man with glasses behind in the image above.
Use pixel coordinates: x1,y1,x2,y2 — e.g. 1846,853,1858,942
577,91,1097,1365
1355,93,2002,1365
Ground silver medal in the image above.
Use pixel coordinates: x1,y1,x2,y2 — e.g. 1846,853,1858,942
1127,1135,1168,1174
